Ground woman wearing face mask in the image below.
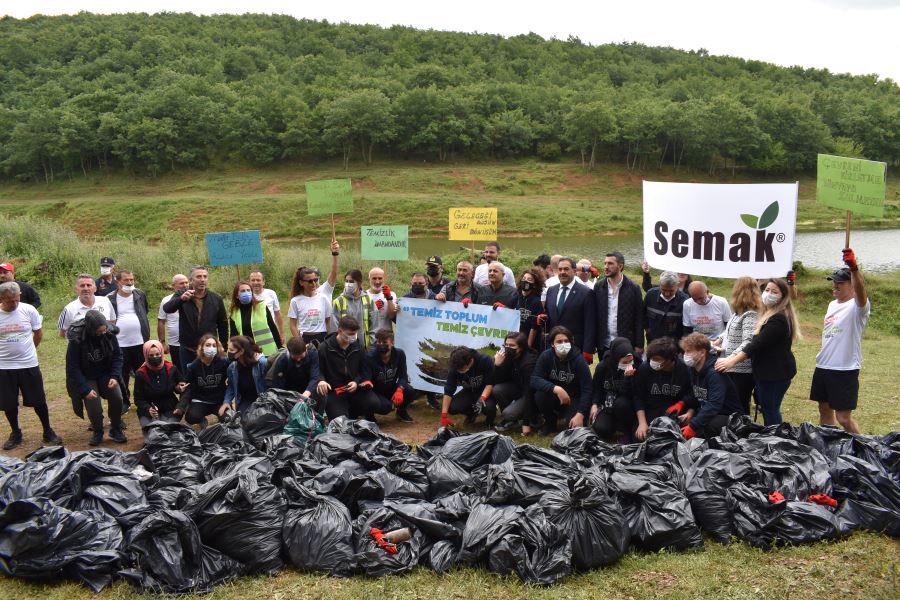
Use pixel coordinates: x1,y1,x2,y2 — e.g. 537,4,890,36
530,326,592,435
181,334,229,427
711,277,761,415
228,281,281,356
134,340,188,428
632,336,695,437
362,328,414,422
515,267,545,349
679,333,743,439
222,336,268,414
715,278,799,425
493,332,540,435
331,270,375,348
590,337,643,441
65,309,126,445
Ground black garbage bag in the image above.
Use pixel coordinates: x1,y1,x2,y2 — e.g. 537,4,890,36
727,483,841,548
177,469,286,574
0,451,75,507
345,467,428,505
427,454,472,500
473,459,569,506
308,466,353,497
511,443,578,472
352,506,424,576
459,502,524,563
724,413,766,438
485,504,572,586
197,412,250,448
311,433,365,465
550,428,616,467
0,498,124,592
241,388,300,445
256,433,308,465
441,431,514,470
424,539,461,573
149,448,205,487
685,450,762,543
122,509,242,594
836,498,900,537
610,472,703,552
830,455,900,536
542,474,629,569
416,426,463,460
199,445,272,481
434,491,478,525
280,478,355,576
383,499,460,543
66,459,148,517
143,421,203,455
326,417,412,459
734,436,833,499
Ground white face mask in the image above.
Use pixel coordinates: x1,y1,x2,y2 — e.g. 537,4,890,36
683,353,698,368
344,282,358,295
618,360,634,371
762,291,780,306
100,267,112,276
649,359,663,371
344,333,358,344
121,285,135,294
554,342,571,356
202,346,218,358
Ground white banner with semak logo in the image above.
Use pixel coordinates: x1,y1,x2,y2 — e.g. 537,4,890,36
643,181,798,278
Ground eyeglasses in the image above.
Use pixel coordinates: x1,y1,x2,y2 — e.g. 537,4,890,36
303,278,320,284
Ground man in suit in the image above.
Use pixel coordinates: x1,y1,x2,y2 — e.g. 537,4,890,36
544,257,596,363
594,251,644,356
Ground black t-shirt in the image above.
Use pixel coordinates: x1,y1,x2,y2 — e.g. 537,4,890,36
237,363,258,405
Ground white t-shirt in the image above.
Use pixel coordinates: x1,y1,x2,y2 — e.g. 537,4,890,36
0,303,42,369
542,275,559,303
57,296,116,333
158,294,180,347
113,293,144,348
255,288,281,315
316,281,334,301
474,263,516,288
606,278,621,346
364,290,392,335
288,294,332,333
682,294,732,339
816,298,871,370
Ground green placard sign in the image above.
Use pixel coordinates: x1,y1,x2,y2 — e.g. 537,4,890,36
306,178,354,216
817,154,886,218
361,225,409,261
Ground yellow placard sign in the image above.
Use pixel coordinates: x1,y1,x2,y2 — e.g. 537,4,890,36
448,207,497,241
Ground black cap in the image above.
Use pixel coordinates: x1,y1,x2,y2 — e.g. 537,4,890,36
426,256,442,266
100,256,115,267
826,267,851,282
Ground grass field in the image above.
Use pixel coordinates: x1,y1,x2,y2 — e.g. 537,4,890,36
0,161,898,598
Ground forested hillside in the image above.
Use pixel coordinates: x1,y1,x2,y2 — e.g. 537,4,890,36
1,12,898,181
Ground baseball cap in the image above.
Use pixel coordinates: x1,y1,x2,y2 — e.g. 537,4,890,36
426,256,442,266
100,257,116,267
826,267,851,282
0,262,14,273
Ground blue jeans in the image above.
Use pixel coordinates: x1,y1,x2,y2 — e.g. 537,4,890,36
755,378,792,425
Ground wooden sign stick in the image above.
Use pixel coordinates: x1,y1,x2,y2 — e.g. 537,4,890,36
845,211,852,249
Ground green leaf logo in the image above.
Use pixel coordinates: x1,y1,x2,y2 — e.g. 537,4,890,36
740,202,779,230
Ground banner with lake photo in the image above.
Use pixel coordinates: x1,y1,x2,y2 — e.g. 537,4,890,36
395,298,520,394
643,181,798,278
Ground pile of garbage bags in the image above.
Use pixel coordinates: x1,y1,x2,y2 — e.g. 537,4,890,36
0,390,897,592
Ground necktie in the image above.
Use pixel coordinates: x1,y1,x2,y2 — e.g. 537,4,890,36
557,286,568,314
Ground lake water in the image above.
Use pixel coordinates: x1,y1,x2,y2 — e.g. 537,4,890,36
294,229,900,273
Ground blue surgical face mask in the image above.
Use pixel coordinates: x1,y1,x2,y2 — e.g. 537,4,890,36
238,291,253,305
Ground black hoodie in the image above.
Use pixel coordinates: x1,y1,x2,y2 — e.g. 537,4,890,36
318,332,365,389
591,337,642,410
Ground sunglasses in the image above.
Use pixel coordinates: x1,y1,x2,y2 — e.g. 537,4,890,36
303,278,320,284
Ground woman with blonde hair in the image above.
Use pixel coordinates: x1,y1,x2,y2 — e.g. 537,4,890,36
712,276,761,414
715,278,799,425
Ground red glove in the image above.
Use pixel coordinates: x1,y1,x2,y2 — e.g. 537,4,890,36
440,412,451,428
582,352,593,364
375,299,385,310
461,298,471,307
359,380,373,390
370,528,398,555
382,285,392,300
768,490,785,504
391,388,404,407
680,424,696,440
666,401,685,416
536,313,547,326
334,385,348,395
786,270,796,286
808,493,838,508
492,302,506,310
842,248,858,271
589,266,600,278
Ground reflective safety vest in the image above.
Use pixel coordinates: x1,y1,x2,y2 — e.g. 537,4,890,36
332,293,371,347
232,303,278,356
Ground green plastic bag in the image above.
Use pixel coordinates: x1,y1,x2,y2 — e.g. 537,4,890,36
284,399,325,444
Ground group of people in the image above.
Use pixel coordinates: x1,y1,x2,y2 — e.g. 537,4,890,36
0,240,870,450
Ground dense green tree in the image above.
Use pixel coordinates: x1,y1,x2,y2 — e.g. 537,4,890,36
319,89,396,168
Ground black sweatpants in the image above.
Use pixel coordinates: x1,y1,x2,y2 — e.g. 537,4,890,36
692,414,730,439
533,389,578,430
373,383,415,414
185,402,220,425
325,389,380,420
447,389,483,417
120,344,145,407
83,378,124,432
591,394,636,439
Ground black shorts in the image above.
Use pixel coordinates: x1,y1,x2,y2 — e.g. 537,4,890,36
0,367,48,411
810,367,859,411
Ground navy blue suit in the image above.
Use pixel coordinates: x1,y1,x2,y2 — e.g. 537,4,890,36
545,282,596,355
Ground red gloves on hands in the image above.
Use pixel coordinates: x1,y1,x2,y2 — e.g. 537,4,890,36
359,380,373,390
589,266,600,278
440,412,452,428
374,299,385,310
808,494,838,508
391,387,404,407
382,285,393,300
492,302,506,310
680,424,696,440
768,490,785,504
536,313,547,326
334,385,348,395
582,352,593,364
786,270,796,286
842,248,858,271
666,401,685,416
461,298,471,307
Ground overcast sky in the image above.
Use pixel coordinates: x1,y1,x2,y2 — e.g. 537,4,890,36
7,1,900,82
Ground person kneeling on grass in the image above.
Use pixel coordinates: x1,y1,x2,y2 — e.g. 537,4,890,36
179,334,229,427
530,326,592,436
363,328,415,422
267,336,321,402
631,336,694,437
316,316,380,421
221,336,268,414
678,332,743,439
440,346,495,429
134,340,188,428
65,309,126,446
590,337,642,442
491,332,540,436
